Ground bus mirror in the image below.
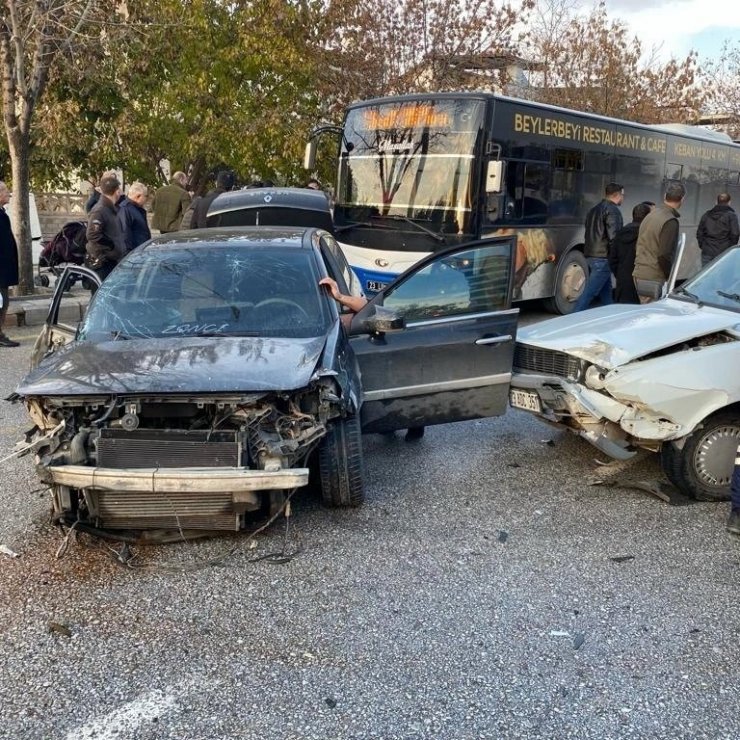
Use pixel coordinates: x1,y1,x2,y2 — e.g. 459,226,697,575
486,161,504,194
304,141,317,171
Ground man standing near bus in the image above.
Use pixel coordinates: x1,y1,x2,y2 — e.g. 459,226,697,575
573,183,624,312
696,193,739,267
633,182,686,299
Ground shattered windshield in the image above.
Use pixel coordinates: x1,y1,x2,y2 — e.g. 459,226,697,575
79,245,331,340
337,99,484,233
674,247,740,313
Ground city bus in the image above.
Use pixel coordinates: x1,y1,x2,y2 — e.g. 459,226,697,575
305,92,740,313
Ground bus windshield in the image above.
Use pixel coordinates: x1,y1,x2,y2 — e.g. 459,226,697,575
337,99,484,234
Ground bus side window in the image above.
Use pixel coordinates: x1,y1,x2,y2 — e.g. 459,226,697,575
521,163,549,224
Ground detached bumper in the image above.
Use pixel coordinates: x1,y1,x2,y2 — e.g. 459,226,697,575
47,465,309,493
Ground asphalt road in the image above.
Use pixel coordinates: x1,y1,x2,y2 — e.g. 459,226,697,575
0,315,739,740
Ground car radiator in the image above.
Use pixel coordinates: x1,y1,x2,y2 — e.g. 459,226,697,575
93,429,243,530
97,429,241,468
91,491,240,531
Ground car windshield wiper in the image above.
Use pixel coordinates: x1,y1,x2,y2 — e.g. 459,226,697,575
370,214,445,243
717,290,740,303
673,286,703,305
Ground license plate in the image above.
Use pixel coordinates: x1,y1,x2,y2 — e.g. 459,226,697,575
510,389,542,413
366,279,389,293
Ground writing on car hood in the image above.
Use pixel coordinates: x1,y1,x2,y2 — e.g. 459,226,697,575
517,299,740,369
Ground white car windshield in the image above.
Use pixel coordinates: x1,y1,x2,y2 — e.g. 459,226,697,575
673,247,740,313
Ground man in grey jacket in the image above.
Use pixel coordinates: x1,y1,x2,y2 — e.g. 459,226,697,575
573,182,624,312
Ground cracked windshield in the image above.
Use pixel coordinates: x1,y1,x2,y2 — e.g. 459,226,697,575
338,99,484,236
79,245,330,340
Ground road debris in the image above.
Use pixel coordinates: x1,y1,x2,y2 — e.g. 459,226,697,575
609,555,635,563
0,544,19,558
497,530,509,544
573,633,585,650
48,621,72,638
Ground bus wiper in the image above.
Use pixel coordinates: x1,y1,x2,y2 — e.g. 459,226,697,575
371,214,445,243
673,286,703,305
717,289,740,303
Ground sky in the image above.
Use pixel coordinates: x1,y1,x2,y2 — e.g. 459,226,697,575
602,0,740,61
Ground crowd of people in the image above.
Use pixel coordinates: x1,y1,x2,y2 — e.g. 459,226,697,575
576,181,739,311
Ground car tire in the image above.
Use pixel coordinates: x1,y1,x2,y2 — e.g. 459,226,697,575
319,414,364,507
544,249,588,315
675,412,740,501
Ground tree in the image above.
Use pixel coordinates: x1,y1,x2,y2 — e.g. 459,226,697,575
701,41,740,140
315,0,534,119
524,1,705,125
0,0,126,293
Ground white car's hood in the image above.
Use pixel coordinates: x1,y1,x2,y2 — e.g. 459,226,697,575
518,299,740,368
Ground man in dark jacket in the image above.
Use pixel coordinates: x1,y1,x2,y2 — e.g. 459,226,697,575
86,174,126,282
0,181,20,347
192,171,235,228
573,182,624,311
608,201,654,304
151,172,191,233
117,182,151,252
697,193,739,266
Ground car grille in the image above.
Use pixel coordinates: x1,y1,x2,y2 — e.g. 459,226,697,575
513,343,582,380
97,429,240,469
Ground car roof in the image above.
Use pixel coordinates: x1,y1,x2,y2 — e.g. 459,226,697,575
143,226,327,250
208,187,331,216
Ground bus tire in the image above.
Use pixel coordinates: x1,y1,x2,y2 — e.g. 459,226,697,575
544,249,588,315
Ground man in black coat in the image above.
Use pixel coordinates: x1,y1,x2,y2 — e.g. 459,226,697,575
608,201,654,304
0,181,20,347
697,193,740,267
86,174,126,282
117,181,152,252
192,170,235,228
573,182,624,311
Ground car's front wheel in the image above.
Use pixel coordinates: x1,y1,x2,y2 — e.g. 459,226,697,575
318,414,365,507
664,412,740,501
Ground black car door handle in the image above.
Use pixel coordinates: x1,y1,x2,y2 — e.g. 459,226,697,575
475,334,513,346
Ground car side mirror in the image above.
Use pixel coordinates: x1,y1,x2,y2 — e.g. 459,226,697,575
350,306,405,336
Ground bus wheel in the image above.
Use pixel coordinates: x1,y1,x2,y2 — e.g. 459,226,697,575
544,250,588,315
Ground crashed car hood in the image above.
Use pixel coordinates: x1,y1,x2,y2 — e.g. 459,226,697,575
518,299,740,368
16,335,328,397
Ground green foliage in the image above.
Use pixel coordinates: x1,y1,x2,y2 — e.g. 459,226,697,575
32,0,324,190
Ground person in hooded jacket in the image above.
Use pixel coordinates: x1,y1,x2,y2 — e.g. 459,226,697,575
697,193,740,267
608,201,654,304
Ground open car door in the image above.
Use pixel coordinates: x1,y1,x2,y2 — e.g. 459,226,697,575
349,237,518,433
30,265,100,369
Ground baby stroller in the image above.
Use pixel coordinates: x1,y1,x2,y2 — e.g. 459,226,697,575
36,221,87,287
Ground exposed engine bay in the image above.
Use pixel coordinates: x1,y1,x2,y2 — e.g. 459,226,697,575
18,378,343,538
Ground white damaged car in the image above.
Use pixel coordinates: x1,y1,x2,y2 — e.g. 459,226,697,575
510,246,740,501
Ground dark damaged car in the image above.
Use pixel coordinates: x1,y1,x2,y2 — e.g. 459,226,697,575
12,227,518,538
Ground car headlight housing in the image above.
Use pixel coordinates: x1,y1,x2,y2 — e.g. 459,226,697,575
584,364,608,390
